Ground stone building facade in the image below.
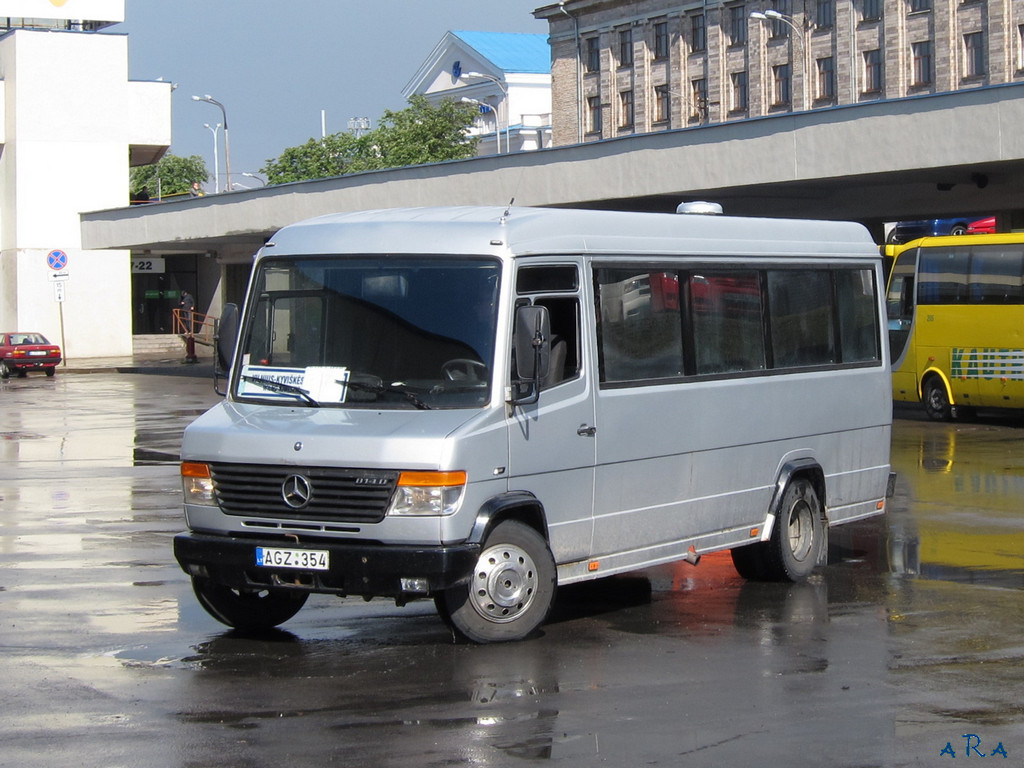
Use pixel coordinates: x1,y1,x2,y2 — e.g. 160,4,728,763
535,0,1024,146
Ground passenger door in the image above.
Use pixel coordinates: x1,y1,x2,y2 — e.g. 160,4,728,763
506,263,596,564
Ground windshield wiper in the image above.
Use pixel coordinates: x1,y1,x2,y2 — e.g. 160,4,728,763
338,379,431,410
240,375,320,407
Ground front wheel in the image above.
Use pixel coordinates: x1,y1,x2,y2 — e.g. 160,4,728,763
191,577,309,631
438,520,556,643
923,377,953,421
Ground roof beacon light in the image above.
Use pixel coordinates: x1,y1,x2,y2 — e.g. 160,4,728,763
676,201,723,215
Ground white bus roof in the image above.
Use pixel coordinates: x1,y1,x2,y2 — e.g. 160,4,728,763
262,206,879,260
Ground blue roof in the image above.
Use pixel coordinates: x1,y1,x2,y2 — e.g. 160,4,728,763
452,31,550,75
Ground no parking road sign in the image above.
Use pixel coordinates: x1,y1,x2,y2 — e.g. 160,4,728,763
47,250,69,282
47,250,68,270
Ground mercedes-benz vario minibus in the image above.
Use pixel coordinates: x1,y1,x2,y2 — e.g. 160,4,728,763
174,205,894,643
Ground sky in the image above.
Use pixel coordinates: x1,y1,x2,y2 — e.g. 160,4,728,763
116,1,548,189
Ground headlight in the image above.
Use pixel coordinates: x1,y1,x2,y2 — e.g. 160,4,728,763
388,471,466,516
181,461,216,506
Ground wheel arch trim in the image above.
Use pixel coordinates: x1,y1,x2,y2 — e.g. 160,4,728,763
918,367,955,404
465,490,548,546
760,459,826,543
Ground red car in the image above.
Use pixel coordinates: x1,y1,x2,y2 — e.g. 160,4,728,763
967,216,996,234
1,332,62,378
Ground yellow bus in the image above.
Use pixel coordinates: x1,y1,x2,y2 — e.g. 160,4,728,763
886,233,1024,419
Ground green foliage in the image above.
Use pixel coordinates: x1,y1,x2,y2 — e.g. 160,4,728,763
260,132,375,184
261,95,481,184
130,154,208,200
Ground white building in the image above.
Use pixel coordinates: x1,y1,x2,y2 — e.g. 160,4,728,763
404,30,552,155
0,0,171,359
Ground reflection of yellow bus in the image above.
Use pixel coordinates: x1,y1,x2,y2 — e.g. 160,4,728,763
886,234,1024,419
892,423,1024,578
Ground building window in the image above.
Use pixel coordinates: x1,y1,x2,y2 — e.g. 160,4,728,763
654,84,670,123
773,64,792,106
908,0,931,12
585,36,600,73
731,71,748,112
587,96,603,134
771,0,791,37
691,78,708,119
691,13,706,52
817,57,835,99
912,41,933,85
863,49,882,92
964,32,985,77
862,0,881,21
729,5,748,45
619,29,633,67
816,0,834,28
619,90,634,128
654,20,670,60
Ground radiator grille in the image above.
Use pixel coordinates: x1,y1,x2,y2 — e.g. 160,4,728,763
210,464,398,523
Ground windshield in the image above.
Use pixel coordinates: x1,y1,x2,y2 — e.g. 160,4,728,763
235,255,501,409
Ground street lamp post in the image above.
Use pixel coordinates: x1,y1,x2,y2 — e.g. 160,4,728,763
193,94,232,191
460,71,509,153
751,9,809,111
203,122,220,194
460,97,500,155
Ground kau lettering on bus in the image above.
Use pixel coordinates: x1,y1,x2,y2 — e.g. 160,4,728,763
949,348,1024,380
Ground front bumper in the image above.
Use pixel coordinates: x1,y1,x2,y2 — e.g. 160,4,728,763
173,531,480,601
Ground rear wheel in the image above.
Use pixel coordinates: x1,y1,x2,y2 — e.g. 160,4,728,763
45,367,55,377
731,478,824,583
438,520,556,643
191,577,308,631
949,224,968,236
0,363,9,379
923,376,953,421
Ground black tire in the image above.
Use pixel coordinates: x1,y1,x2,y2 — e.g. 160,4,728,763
949,224,967,236
923,376,953,421
45,367,56,377
0,363,9,380
438,520,556,643
191,577,308,631
730,543,768,580
731,478,824,583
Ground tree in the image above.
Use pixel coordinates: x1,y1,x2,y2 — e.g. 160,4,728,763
261,131,374,184
368,94,481,169
130,154,208,201
261,95,480,184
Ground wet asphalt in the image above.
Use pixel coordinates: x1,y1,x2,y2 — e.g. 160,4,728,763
1,360,1023,767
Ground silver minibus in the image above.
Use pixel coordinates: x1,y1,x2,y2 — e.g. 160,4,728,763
174,205,894,642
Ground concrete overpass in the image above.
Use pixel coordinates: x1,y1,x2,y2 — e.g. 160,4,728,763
82,82,1024,263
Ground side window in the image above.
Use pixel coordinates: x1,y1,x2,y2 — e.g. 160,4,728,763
969,245,1024,304
918,247,968,304
836,268,881,363
595,269,683,383
767,270,836,367
595,261,882,387
515,265,581,389
690,271,765,374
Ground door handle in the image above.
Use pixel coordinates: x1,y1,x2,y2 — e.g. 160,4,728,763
577,424,597,437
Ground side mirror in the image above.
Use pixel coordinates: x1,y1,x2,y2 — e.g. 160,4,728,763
213,303,239,395
512,305,550,405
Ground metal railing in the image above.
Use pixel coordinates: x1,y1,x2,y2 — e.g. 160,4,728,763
171,308,217,347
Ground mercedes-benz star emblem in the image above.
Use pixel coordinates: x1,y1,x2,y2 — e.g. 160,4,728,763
281,474,313,509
